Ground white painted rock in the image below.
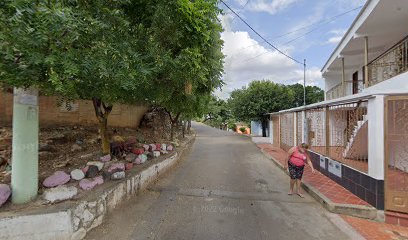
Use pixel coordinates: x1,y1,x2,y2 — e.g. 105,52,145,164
0,184,11,207
86,161,104,171
43,185,78,203
100,154,111,162
43,171,71,188
153,151,161,158
161,144,167,151
111,171,125,180
70,169,85,181
79,176,104,191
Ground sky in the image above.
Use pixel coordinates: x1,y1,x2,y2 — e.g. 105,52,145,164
216,0,367,99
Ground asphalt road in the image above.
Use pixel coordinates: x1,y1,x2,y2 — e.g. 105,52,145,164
85,122,355,240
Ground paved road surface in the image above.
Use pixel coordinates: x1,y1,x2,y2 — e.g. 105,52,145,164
86,122,355,240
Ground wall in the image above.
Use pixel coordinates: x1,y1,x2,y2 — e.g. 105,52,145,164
250,121,262,136
0,91,149,128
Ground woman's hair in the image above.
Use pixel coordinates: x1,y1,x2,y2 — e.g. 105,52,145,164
300,143,309,149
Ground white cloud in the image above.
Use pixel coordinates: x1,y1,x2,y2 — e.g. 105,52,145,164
326,29,346,44
246,0,300,15
216,15,323,99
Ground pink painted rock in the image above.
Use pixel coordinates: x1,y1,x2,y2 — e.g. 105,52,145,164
0,184,11,207
79,176,104,190
82,166,89,174
125,162,133,170
155,143,161,150
143,144,149,151
149,144,156,152
167,145,173,151
43,171,71,188
100,154,111,162
134,157,142,165
108,163,125,173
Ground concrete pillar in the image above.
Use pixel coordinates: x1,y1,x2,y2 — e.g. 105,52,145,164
342,57,346,97
368,95,384,180
364,36,369,88
11,88,39,204
269,119,273,144
303,110,308,144
293,112,297,146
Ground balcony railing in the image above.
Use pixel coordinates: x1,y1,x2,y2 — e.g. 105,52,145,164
368,37,408,86
326,81,364,101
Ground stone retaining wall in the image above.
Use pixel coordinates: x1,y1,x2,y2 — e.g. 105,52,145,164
0,136,194,240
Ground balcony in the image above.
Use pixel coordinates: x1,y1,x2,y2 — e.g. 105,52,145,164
368,37,408,87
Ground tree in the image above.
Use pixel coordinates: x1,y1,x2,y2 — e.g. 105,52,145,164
144,0,224,140
0,1,154,154
228,80,295,123
287,84,324,107
204,95,232,129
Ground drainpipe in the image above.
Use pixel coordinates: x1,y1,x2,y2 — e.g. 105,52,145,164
11,88,39,204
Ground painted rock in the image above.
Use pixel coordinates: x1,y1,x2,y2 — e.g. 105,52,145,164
100,154,111,162
167,145,174,151
79,176,104,190
82,166,89,174
125,153,137,162
149,144,156,152
86,161,104,171
85,165,99,178
143,144,150,151
125,162,133,170
0,184,11,207
140,154,148,163
43,171,71,188
70,169,85,181
108,163,125,173
161,144,167,151
134,157,142,165
155,143,161,151
111,171,125,180
153,151,161,158
43,185,77,203
132,148,144,155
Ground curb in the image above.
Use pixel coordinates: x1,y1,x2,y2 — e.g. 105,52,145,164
0,135,195,240
259,148,378,220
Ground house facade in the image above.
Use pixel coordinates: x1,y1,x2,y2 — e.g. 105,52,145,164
268,0,408,225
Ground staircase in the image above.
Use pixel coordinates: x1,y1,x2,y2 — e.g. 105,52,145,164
343,114,368,160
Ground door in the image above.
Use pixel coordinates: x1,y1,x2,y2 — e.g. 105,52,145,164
385,96,408,213
352,71,359,94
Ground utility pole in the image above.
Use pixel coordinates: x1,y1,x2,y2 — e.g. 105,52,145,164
303,59,308,144
303,59,306,106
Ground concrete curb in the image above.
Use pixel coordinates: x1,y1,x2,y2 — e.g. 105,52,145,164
259,148,378,220
0,136,195,240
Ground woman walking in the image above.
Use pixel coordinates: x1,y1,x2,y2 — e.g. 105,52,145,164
284,143,315,198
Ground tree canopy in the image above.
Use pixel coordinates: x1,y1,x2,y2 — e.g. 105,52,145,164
0,0,225,149
227,80,324,123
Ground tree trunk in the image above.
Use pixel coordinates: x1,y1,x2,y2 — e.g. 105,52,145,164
187,120,191,133
92,98,112,155
182,120,187,138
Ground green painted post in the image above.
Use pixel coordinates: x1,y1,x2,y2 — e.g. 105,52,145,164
11,88,39,204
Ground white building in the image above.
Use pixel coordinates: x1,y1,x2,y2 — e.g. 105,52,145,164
268,0,408,225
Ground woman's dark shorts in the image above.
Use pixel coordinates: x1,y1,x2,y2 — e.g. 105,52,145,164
288,161,305,180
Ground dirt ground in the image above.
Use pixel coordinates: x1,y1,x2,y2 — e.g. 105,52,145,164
0,124,180,192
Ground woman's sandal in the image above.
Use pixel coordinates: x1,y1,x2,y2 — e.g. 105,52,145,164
297,193,304,198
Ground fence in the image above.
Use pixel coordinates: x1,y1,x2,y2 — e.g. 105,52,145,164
276,100,369,173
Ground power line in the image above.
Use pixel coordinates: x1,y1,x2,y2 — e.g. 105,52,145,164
232,5,362,54
231,0,251,23
220,0,303,65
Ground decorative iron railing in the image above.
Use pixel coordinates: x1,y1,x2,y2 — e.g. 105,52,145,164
368,37,408,86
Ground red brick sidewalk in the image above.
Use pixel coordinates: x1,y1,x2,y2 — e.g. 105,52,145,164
257,144,369,206
257,143,408,240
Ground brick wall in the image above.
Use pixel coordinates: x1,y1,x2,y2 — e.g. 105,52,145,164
0,91,149,128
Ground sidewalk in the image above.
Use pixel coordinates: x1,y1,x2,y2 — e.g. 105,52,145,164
257,143,408,240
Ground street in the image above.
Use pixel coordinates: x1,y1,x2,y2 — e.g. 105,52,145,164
85,122,352,240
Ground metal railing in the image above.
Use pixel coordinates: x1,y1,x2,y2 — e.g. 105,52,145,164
368,37,408,86
326,81,364,101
